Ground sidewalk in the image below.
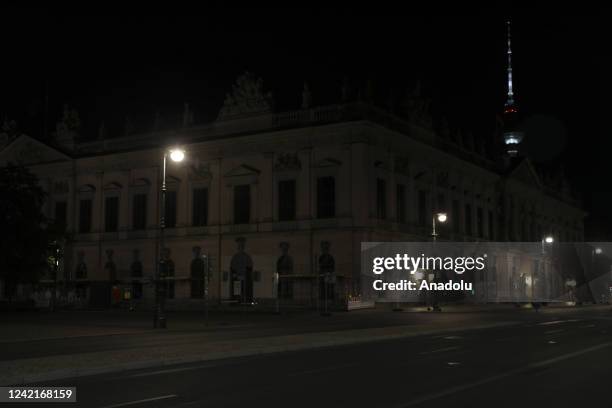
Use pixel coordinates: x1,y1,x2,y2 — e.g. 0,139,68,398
0,320,517,386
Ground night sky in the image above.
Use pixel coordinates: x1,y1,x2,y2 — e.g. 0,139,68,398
0,9,606,237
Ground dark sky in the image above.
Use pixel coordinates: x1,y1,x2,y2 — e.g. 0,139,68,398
0,8,607,237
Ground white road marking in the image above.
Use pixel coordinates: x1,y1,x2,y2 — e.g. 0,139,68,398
419,346,460,355
538,320,564,326
537,319,580,326
101,394,177,408
393,342,612,408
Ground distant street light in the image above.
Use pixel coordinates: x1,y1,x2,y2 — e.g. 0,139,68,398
432,212,448,242
155,147,187,329
544,236,554,244
591,246,604,303
429,212,448,312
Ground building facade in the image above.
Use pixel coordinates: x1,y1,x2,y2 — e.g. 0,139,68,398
0,72,586,308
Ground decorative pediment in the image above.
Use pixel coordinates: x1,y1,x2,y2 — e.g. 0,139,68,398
224,164,261,178
0,134,71,166
274,153,301,172
508,158,542,189
217,72,274,120
166,175,181,184
131,177,151,188
103,181,123,191
313,158,342,168
77,184,96,193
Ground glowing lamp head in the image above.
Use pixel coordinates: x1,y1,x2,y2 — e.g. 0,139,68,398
436,213,447,223
169,148,185,162
595,247,603,255
544,236,554,244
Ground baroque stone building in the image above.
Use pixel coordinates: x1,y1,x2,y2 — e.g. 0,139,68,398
0,71,585,308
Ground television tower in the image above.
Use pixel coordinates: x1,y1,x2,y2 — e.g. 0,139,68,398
502,20,524,157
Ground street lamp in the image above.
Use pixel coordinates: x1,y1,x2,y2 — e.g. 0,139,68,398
544,236,554,244
155,147,186,329
591,247,604,303
429,212,447,312
431,212,447,242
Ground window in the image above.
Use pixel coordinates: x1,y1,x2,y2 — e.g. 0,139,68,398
133,193,147,230
396,184,406,223
234,185,250,224
105,196,119,232
418,190,427,226
488,210,494,240
465,204,473,236
278,179,296,221
79,199,92,233
164,191,177,228
452,200,460,233
316,176,335,218
376,178,386,219
54,201,67,230
192,188,208,226
477,207,484,238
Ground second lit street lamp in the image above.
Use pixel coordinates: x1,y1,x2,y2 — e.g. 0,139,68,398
429,212,447,312
431,212,447,242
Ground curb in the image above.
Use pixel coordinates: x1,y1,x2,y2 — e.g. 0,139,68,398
1,321,518,386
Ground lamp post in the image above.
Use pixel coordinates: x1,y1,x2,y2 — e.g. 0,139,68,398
431,212,447,242
154,147,185,329
592,247,603,303
538,235,554,305
429,212,447,311
540,235,555,304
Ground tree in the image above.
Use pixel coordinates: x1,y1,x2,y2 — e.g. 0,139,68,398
0,165,54,299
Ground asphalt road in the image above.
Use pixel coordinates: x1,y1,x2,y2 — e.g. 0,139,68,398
0,308,515,361
23,309,612,408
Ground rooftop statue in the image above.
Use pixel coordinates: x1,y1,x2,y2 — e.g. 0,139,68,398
217,72,274,120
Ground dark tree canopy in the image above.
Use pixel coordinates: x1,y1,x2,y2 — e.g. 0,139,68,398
0,165,55,297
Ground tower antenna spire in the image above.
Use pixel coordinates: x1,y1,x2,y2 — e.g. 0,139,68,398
505,20,515,111
502,19,523,157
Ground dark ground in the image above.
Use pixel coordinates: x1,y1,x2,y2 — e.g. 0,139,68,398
4,306,611,408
